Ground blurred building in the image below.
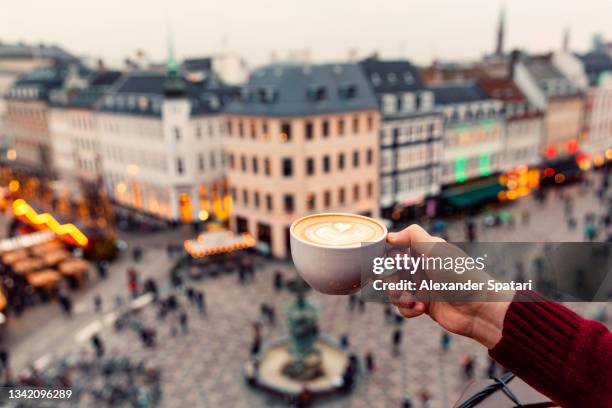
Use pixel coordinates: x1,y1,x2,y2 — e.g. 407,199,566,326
513,54,585,176
431,81,505,210
182,54,249,86
4,62,89,177
479,78,544,170
578,52,612,165
48,70,122,196
0,41,79,158
96,50,235,223
359,57,443,221
225,63,380,257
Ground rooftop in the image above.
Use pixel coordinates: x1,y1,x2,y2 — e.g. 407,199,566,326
226,62,378,117
478,78,525,103
577,52,612,86
430,81,489,105
359,57,426,93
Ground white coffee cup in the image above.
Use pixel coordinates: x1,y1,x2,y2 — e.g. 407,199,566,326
290,213,388,295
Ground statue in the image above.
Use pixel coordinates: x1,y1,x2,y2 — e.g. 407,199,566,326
282,277,323,380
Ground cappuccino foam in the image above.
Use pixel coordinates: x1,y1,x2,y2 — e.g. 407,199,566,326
292,214,385,247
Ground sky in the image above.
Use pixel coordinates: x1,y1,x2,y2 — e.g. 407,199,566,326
2,0,612,69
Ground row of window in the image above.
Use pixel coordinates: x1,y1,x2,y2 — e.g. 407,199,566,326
228,148,375,177
231,181,375,213
227,115,375,141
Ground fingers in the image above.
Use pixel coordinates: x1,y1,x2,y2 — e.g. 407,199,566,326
395,301,427,319
387,224,444,246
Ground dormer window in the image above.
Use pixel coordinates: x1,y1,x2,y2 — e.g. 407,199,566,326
338,83,357,99
371,73,381,86
404,72,414,84
387,73,397,83
307,85,327,102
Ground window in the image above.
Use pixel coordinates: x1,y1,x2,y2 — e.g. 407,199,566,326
324,190,331,208
338,153,345,170
338,119,345,136
174,127,181,141
210,152,216,170
323,155,330,173
254,191,260,208
306,193,316,211
264,158,271,176
242,189,249,205
252,157,259,174
282,158,293,177
305,121,313,140
196,126,202,139
176,157,184,174
306,158,315,176
367,115,374,131
238,121,244,138
322,120,330,138
250,121,256,139
367,181,373,198
230,187,237,202
266,194,273,211
366,148,373,165
353,116,359,133
281,122,291,142
198,153,205,171
338,187,345,204
261,121,269,140
240,155,247,172
353,150,360,167
353,184,360,200
284,194,294,213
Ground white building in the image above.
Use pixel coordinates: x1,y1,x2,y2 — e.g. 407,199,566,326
359,58,443,220
579,52,612,164
96,62,235,223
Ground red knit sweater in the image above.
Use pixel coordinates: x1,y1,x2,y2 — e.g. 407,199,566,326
489,291,612,408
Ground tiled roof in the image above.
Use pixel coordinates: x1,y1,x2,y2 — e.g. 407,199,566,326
5,62,91,102
430,81,489,105
359,57,426,93
96,71,237,117
226,62,378,117
478,78,525,102
0,42,78,63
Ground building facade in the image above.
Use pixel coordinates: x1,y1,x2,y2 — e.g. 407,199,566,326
225,63,380,258
578,52,612,166
359,58,443,220
96,62,233,223
4,63,89,177
479,79,544,170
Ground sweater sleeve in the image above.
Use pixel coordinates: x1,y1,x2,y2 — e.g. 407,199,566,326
489,291,612,408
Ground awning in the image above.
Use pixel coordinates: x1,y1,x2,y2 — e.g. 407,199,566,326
442,180,505,208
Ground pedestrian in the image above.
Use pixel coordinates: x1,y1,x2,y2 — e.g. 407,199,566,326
0,349,10,374
584,222,597,241
358,297,366,312
365,351,375,372
273,270,284,292
127,267,139,298
91,334,104,358
94,295,102,313
132,246,143,262
392,328,402,355
179,310,189,334
58,290,72,317
348,294,357,311
267,305,276,326
339,334,350,349
96,262,108,279
402,394,413,408
144,278,159,302
461,353,475,380
521,210,530,226
195,290,206,316
440,331,451,352
384,304,394,324
185,286,195,304
419,389,431,408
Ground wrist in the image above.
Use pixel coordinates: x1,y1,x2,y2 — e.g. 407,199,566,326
470,300,511,349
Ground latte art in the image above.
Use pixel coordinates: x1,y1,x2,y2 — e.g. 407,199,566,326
292,214,386,247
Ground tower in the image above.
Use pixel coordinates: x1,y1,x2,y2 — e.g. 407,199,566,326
562,27,570,52
495,6,505,56
163,31,186,98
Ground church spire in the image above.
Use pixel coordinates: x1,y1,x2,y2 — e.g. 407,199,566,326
562,26,570,52
164,28,186,98
495,6,505,56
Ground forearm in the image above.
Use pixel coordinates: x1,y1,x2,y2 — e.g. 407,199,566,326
469,300,510,349
488,291,612,407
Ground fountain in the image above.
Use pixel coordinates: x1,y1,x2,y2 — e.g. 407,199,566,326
244,276,350,398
